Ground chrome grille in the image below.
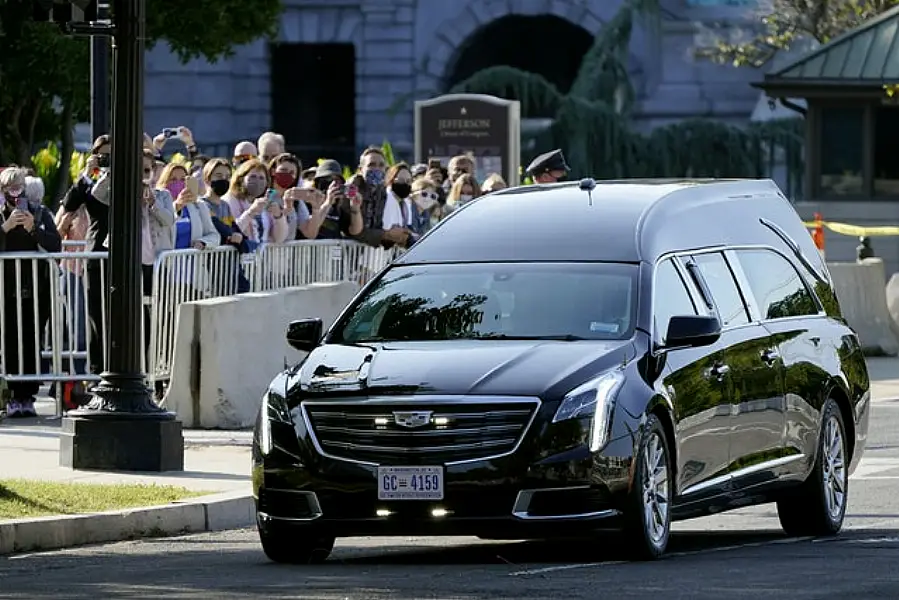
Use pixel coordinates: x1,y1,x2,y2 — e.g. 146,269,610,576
302,398,540,465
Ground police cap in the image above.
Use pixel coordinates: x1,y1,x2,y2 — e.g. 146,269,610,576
525,149,570,176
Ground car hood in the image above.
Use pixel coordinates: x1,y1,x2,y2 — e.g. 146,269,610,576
285,339,636,399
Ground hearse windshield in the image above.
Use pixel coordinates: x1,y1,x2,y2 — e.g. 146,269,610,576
332,262,638,344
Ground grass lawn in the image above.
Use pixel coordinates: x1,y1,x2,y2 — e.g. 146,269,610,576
0,479,205,520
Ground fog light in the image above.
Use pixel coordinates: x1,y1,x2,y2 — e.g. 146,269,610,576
431,508,449,517
374,417,388,426
433,417,449,426
376,508,391,517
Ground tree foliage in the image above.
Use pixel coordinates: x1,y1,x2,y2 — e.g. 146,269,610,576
697,0,899,68
0,0,283,170
447,0,804,194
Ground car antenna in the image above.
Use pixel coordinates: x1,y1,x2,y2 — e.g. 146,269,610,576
578,178,596,206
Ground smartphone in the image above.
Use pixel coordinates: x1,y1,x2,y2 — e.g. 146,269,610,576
345,184,358,199
162,128,178,138
185,174,199,196
96,154,110,169
15,197,28,211
267,188,282,208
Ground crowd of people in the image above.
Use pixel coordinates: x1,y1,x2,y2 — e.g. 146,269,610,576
2,128,579,418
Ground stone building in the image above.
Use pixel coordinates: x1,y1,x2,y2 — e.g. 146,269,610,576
144,0,763,167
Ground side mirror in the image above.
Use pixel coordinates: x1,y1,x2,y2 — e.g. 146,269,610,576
286,318,323,353
664,315,721,349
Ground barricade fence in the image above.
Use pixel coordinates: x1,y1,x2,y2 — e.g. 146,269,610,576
0,240,399,415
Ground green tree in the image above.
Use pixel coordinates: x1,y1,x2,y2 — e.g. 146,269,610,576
0,0,283,196
443,0,803,187
698,0,899,68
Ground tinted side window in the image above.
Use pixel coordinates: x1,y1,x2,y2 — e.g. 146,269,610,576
736,249,819,319
690,253,749,327
654,259,697,343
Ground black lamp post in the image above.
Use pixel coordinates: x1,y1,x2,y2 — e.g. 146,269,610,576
90,0,111,140
59,0,184,472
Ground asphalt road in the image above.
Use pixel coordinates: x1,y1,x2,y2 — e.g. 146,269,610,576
2,394,899,599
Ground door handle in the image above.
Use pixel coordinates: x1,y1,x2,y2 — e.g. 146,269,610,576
709,363,730,380
760,348,780,365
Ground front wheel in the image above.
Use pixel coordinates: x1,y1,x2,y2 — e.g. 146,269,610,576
622,414,672,560
777,398,848,537
258,524,335,564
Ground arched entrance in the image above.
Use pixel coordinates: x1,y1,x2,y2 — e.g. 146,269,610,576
445,15,595,107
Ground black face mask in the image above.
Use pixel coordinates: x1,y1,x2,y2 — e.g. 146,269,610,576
392,182,412,198
209,180,229,196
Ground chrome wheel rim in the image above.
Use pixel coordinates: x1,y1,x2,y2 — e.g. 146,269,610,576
822,416,847,520
642,433,670,545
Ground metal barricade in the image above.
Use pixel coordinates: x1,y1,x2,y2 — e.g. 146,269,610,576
0,252,111,415
251,240,400,292
1,239,403,416
147,246,240,384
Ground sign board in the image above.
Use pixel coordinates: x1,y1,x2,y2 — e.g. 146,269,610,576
414,94,521,187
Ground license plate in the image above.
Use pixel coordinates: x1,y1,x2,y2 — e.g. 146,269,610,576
377,466,444,500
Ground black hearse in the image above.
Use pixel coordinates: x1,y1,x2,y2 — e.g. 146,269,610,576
253,178,870,563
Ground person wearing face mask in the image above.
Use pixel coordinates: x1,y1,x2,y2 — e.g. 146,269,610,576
62,134,113,376
223,158,274,252
382,162,418,247
444,173,482,215
267,153,304,242
409,177,441,234
0,167,61,417
154,162,218,252
353,146,410,249
525,148,570,184
199,158,250,292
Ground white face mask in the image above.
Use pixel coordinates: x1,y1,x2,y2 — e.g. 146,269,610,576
459,194,473,204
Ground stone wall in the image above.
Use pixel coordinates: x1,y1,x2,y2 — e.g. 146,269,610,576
144,0,764,160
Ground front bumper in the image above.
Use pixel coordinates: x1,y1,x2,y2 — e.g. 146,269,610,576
254,435,636,538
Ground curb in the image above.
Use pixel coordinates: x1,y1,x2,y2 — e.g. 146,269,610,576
0,490,255,556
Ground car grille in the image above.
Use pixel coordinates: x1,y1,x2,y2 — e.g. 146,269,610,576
302,398,540,465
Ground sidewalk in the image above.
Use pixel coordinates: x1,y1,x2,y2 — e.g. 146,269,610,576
0,398,252,493
866,356,899,402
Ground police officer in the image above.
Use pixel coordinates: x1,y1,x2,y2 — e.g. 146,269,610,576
525,149,570,184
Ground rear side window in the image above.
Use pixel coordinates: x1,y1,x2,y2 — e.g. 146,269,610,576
689,253,749,328
653,259,697,344
735,249,819,320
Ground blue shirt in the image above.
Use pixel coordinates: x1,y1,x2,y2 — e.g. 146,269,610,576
174,211,191,249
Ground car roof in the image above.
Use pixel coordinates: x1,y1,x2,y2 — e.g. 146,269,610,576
395,178,811,265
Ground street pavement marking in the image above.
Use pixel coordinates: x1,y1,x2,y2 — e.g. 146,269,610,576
509,561,626,576
851,457,899,479
508,537,814,576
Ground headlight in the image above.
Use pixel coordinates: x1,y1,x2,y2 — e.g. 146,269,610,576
259,394,273,455
552,371,625,452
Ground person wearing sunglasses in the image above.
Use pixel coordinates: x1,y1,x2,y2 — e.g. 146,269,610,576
409,177,442,234
231,140,258,169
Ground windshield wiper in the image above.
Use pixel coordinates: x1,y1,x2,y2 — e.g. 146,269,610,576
472,333,586,341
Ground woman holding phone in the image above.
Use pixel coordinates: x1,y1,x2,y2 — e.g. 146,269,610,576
155,162,219,250
0,167,61,417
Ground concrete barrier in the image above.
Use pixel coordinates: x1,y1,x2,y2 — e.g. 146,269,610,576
828,258,899,356
163,281,359,429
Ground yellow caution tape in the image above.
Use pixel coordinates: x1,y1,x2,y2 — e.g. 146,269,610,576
802,221,899,236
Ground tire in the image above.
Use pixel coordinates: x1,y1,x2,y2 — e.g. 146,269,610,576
258,526,335,564
621,413,672,560
777,398,848,537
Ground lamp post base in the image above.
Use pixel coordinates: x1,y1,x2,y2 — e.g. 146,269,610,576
59,372,184,472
